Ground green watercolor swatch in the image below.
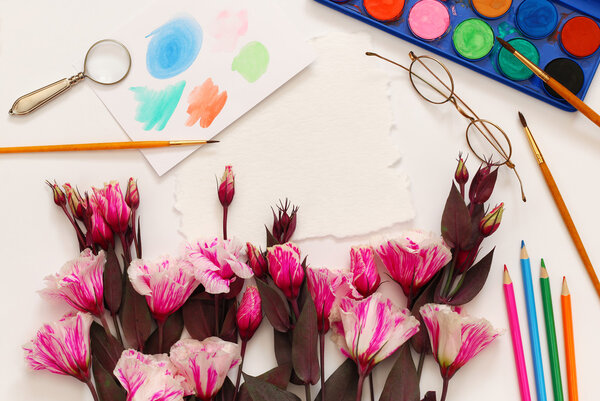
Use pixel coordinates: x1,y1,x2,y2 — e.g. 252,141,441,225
498,38,539,81
130,81,186,131
232,41,270,83
452,18,495,60
497,21,518,39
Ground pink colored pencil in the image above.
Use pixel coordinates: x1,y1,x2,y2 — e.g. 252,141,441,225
504,265,532,401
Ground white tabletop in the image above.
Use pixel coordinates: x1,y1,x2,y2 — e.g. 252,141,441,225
2,1,600,400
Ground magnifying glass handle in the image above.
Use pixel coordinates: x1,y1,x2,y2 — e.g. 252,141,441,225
9,72,85,116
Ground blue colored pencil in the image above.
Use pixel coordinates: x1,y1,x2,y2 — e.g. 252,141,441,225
520,241,547,401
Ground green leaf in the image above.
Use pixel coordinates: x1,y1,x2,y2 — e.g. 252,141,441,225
103,246,122,314
92,358,126,401
314,358,358,401
90,322,123,372
441,184,472,249
379,344,419,401
144,310,184,354
119,280,153,350
238,364,292,401
243,373,301,401
292,295,319,385
183,292,215,340
256,278,291,332
447,248,495,306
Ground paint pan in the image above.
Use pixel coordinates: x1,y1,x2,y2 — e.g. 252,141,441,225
472,0,512,19
497,38,539,80
543,58,584,99
363,0,405,22
515,0,558,39
560,16,600,58
408,0,450,41
452,19,495,60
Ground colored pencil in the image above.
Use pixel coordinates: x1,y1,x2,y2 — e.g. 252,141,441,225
561,278,578,401
520,241,547,401
498,38,600,128
503,265,532,401
518,112,600,302
540,260,564,401
0,139,218,154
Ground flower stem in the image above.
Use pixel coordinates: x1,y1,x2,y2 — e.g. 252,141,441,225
440,377,450,401
61,205,86,251
441,257,457,298
118,232,132,267
85,379,100,401
305,383,312,401
157,320,165,354
319,333,326,401
223,206,228,240
417,352,426,381
233,341,247,401
291,299,300,322
99,313,121,354
368,374,374,401
215,294,221,335
111,312,124,346
356,374,366,401
131,210,141,259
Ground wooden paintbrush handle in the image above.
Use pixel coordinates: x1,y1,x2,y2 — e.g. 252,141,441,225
0,141,171,153
547,77,600,128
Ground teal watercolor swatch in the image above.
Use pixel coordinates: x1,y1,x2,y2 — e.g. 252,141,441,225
130,81,186,131
232,41,269,83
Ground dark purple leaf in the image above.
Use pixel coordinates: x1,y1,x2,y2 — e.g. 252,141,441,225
183,292,215,340
256,278,291,332
421,391,436,401
103,246,122,314
379,344,419,401
90,322,123,372
92,358,126,401
220,300,238,342
446,248,494,306
219,376,236,401
471,167,498,204
266,226,278,247
467,203,485,248
441,184,472,249
238,364,292,401
292,295,319,385
225,276,245,299
274,329,292,366
410,279,437,355
119,280,153,351
144,310,184,354
314,358,358,401
243,373,301,401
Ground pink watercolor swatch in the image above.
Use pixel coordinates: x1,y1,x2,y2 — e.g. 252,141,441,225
210,10,248,52
186,78,228,128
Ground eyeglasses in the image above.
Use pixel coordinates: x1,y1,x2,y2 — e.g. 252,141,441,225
367,51,526,202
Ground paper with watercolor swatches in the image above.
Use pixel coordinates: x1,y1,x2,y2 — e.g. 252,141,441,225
91,0,314,175
315,0,600,112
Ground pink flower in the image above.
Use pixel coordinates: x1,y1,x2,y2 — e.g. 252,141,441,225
169,337,241,401
218,165,235,207
125,178,140,210
330,293,419,378
350,246,380,298
89,203,114,250
24,312,93,382
237,286,262,341
419,303,501,379
129,256,201,323
184,237,253,295
376,231,452,298
41,249,105,316
307,267,350,333
246,242,267,278
114,349,184,401
101,181,131,234
267,242,304,300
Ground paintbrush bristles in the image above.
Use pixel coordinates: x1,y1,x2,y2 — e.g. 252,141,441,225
518,111,528,128
497,37,516,54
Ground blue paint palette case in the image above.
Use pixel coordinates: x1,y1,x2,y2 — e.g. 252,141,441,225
314,0,600,111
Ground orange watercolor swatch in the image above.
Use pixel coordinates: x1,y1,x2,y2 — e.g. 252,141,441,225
185,78,228,128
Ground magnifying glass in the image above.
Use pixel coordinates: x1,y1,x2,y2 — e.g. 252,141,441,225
9,39,131,116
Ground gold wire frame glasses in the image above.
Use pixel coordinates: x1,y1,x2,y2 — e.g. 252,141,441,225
367,51,526,202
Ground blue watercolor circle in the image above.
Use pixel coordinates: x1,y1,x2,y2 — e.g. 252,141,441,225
146,16,203,79
515,0,558,39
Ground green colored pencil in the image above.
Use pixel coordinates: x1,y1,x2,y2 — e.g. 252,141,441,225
540,260,564,401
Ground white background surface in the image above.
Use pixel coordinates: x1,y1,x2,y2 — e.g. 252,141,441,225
2,1,600,401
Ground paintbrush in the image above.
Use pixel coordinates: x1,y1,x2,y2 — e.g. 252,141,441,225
0,139,218,154
498,37,600,128
518,111,600,301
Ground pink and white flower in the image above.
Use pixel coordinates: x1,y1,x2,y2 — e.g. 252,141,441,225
306,267,355,333
169,337,241,401
184,237,253,295
129,256,201,323
94,181,131,234
24,312,93,382
350,246,380,298
41,249,105,316
246,242,267,278
114,349,184,401
267,242,304,300
376,231,452,297
419,303,501,379
237,286,262,341
330,293,420,378
89,205,114,250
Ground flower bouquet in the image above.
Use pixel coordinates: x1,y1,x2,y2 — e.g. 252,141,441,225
27,155,504,401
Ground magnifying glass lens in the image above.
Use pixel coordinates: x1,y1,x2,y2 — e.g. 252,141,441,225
85,41,131,84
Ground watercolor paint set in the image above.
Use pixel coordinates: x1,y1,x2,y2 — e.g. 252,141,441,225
314,0,600,111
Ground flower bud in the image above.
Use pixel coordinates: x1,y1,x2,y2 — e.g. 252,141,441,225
46,180,66,207
267,242,304,300
63,184,86,220
479,203,504,237
455,247,478,274
272,199,298,244
468,165,497,204
90,208,114,250
236,286,262,341
218,166,235,208
350,246,380,298
102,182,131,234
246,243,267,278
125,178,140,210
454,155,469,186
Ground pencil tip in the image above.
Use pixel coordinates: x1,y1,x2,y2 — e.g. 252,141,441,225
521,240,525,248
540,262,548,278
503,266,512,284
518,111,527,127
562,277,570,295
541,258,546,268
520,241,529,259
